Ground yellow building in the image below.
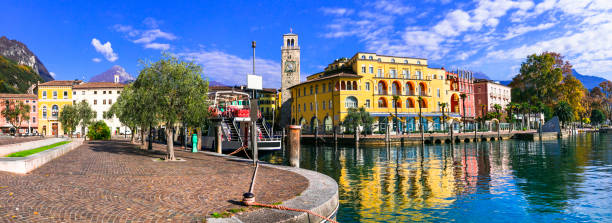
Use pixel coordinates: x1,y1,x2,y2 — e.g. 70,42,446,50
258,88,279,125
36,80,80,136
289,53,460,133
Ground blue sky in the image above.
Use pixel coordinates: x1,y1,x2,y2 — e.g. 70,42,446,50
1,0,611,87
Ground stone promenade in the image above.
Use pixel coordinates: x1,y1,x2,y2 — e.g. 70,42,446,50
0,140,308,222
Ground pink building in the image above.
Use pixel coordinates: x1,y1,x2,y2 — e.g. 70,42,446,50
0,94,38,134
445,70,475,121
474,79,511,118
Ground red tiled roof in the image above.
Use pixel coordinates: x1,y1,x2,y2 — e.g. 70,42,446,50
37,80,80,86
288,72,361,89
0,94,37,99
73,82,126,89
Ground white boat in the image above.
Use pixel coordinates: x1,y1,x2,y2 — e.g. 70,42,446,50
201,90,281,155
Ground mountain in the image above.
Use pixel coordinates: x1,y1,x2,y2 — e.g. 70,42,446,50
90,65,135,83
209,80,227,87
0,55,43,93
571,69,608,89
0,36,53,81
497,69,609,88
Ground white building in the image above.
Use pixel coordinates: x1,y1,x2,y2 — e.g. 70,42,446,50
474,79,511,117
73,75,128,135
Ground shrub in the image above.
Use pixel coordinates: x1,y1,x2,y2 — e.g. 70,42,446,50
87,120,111,140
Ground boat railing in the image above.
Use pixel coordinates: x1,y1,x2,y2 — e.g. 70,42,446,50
232,118,243,145
258,137,282,142
260,117,272,138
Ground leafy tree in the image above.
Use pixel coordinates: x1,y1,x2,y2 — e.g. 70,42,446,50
59,104,79,137
105,86,141,144
590,109,605,126
555,101,574,128
87,120,111,140
76,101,94,137
597,81,612,119
133,54,208,160
1,100,30,134
181,76,209,151
558,73,586,118
342,107,373,134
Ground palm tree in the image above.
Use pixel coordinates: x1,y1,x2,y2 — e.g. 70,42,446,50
460,93,467,132
440,102,448,133
392,95,400,134
493,104,502,132
417,96,424,142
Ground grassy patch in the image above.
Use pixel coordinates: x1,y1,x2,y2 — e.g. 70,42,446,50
228,208,246,213
6,141,71,157
210,212,231,218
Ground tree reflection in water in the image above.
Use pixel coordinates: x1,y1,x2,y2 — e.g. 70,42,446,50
261,133,612,222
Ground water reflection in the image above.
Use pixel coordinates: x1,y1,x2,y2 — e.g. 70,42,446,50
262,133,612,222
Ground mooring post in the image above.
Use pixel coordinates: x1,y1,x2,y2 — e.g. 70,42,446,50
385,123,390,144
355,126,360,145
474,122,477,141
288,125,301,168
450,124,454,145
215,124,222,154
538,121,542,141
333,126,338,144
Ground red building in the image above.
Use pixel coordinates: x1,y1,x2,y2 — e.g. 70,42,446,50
445,70,475,121
474,79,511,118
0,94,38,134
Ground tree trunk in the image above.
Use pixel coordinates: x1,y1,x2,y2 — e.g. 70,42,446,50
142,126,150,149
130,126,136,144
196,127,202,152
140,126,146,146
165,125,176,161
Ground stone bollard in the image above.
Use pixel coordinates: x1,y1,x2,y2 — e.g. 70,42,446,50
215,125,222,154
288,125,301,168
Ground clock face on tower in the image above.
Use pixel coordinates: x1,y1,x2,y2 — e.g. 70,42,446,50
285,61,296,73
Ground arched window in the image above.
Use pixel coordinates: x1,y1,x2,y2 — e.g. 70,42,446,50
42,106,47,119
353,81,357,90
392,81,400,95
377,81,387,95
347,82,352,90
368,56,373,60
419,82,427,96
392,98,401,108
391,58,395,63
361,55,365,59
420,98,428,108
341,81,346,90
51,105,59,118
404,60,408,63
378,97,388,108
335,82,340,91
291,39,294,47
345,96,358,108
406,82,415,95
287,39,290,47
407,98,415,108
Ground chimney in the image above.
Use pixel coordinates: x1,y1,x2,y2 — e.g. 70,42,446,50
114,74,120,83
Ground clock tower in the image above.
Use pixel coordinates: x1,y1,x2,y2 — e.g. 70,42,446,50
280,30,300,126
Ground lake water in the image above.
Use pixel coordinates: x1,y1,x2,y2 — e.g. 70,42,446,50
261,133,612,222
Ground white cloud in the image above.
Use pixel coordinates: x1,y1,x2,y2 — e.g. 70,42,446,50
178,49,281,87
320,7,354,16
49,72,56,78
114,18,176,51
503,22,556,40
133,29,176,44
91,38,118,62
92,58,102,62
144,43,170,50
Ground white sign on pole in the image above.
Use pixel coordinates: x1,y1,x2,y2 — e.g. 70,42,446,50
247,74,262,90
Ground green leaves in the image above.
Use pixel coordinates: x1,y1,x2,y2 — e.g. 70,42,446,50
1,100,30,131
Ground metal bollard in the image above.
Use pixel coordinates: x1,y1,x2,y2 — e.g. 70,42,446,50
288,125,301,168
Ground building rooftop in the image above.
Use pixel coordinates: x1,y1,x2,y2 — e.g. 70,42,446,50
0,93,37,99
73,82,126,89
38,80,81,86
289,72,361,89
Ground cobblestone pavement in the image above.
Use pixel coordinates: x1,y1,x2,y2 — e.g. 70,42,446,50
0,141,308,222
0,137,44,146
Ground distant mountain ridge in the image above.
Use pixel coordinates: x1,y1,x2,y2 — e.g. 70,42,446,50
497,69,608,89
0,55,43,93
89,65,135,83
0,36,53,81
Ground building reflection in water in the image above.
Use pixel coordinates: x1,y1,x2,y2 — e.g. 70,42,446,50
261,133,612,222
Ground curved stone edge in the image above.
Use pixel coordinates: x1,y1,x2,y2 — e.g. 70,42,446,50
0,138,84,174
203,152,339,223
